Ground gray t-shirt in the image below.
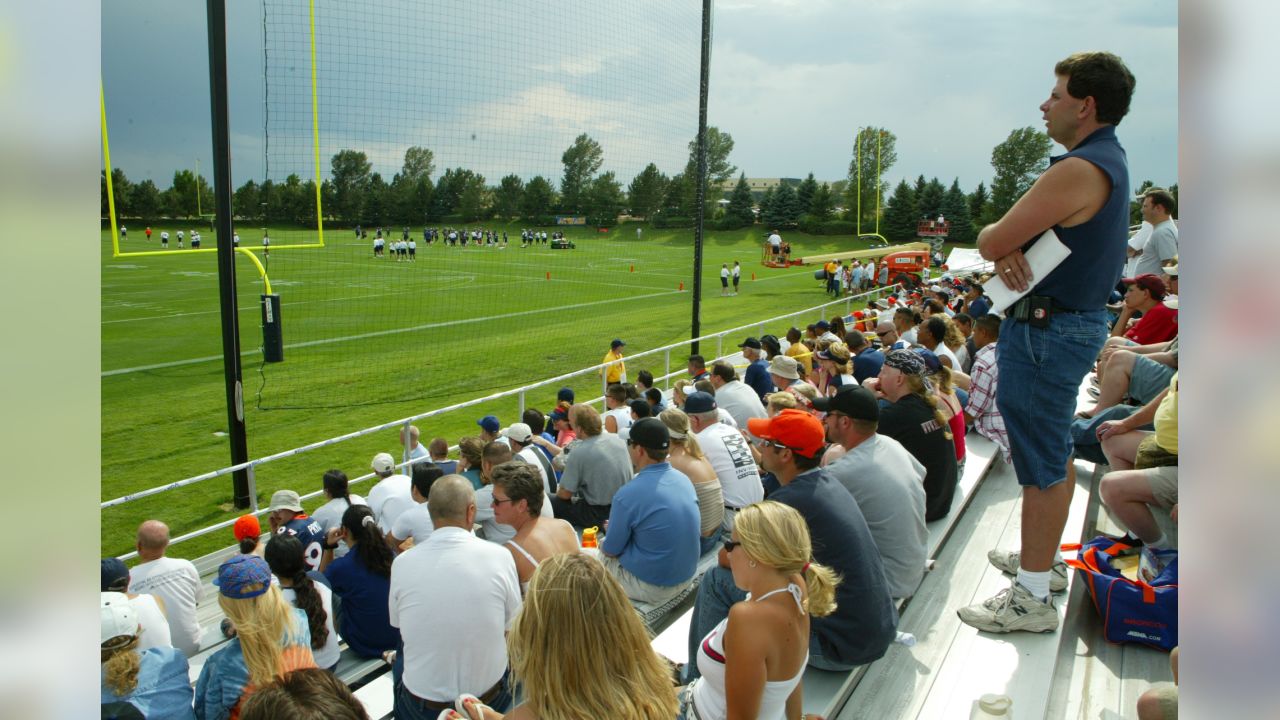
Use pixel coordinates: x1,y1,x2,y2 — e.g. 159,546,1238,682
824,434,929,599
1134,220,1178,277
558,433,632,506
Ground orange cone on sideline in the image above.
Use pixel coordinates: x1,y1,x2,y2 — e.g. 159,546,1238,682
546,271,551,280
679,282,684,291
630,264,635,272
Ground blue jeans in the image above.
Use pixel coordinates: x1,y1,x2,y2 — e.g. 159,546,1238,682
394,670,512,720
997,310,1109,489
684,566,746,683
699,533,721,556
1070,405,1150,465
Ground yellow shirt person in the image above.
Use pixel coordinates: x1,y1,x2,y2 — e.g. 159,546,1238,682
601,338,627,384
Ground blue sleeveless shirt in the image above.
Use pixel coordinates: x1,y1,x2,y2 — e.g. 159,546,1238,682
1029,125,1129,310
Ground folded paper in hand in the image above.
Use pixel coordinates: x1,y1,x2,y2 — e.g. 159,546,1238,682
983,229,1072,314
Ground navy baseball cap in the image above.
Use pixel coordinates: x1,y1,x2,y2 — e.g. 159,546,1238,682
214,554,272,600
477,415,501,433
101,557,129,592
557,386,575,404
683,391,717,414
611,338,626,349
628,417,670,450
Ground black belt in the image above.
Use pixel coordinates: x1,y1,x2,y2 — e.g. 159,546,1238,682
1007,295,1087,323
403,676,504,712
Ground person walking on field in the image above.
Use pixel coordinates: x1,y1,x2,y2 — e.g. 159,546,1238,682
720,263,730,296
732,260,741,296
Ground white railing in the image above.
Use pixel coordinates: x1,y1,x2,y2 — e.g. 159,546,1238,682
107,283,914,560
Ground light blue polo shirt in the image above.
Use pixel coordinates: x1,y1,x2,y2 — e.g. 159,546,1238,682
600,462,700,587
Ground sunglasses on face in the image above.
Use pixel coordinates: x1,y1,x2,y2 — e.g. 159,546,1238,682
723,539,741,553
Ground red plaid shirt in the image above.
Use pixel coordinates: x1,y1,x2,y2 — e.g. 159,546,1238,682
967,343,1010,463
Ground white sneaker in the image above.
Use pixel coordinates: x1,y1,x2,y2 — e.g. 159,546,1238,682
987,549,1069,592
957,582,1059,633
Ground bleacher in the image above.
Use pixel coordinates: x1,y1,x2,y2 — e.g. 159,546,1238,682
161,323,1174,719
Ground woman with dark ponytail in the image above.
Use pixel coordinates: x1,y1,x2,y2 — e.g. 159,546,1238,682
311,469,367,559
320,505,399,659
265,534,341,671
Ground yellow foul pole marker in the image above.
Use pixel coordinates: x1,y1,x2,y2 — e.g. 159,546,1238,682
234,247,274,295
309,0,325,247
102,80,121,258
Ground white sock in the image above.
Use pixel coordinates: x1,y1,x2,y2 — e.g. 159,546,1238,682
1147,533,1171,550
1016,569,1051,602
1053,548,1063,565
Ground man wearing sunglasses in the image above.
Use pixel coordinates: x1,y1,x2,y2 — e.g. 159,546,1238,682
683,409,896,683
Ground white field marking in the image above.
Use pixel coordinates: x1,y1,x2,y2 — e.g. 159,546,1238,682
106,264,145,269
102,287,682,376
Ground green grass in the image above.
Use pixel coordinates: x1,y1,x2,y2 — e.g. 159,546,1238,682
102,222,894,560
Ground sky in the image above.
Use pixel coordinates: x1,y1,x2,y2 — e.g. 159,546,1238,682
101,0,1178,197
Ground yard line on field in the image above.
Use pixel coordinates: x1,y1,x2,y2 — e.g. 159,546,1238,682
102,288,682,377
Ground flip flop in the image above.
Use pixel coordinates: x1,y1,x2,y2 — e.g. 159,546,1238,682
455,693,489,720
382,650,397,666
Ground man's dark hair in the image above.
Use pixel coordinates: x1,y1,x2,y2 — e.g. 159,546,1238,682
792,448,823,471
687,354,706,370
644,387,663,405
522,408,546,436
482,440,513,465
975,314,1003,335
637,369,654,388
710,360,737,383
410,461,443,498
630,398,652,419
490,461,544,516
1054,51,1136,126
953,312,973,328
924,299,945,315
694,379,715,395
605,383,628,402
239,668,370,720
1143,188,1177,216
894,307,914,321
844,330,868,351
922,317,947,345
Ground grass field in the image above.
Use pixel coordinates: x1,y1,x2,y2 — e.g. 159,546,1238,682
102,222,904,560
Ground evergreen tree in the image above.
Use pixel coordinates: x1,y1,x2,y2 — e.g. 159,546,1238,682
493,174,523,220
130,179,162,222
724,173,755,228
795,173,818,215
940,179,975,244
585,171,624,226
766,183,801,228
520,175,555,219
758,186,777,227
917,177,946,220
809,182,835,221
627,163,668,219
968,182,989,226
882,179,918,242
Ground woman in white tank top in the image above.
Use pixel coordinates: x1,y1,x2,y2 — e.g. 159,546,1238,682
682,501,841,720
490,462,579,595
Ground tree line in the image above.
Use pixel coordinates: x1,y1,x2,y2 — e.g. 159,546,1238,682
102,124,1174,239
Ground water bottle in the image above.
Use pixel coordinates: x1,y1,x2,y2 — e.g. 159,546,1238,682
970,694,1012,718
581,526,599,548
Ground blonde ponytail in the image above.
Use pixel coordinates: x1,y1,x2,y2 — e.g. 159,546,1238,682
802,561,840,618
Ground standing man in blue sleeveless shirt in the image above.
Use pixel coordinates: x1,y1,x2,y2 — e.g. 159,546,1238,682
958,52,1135,634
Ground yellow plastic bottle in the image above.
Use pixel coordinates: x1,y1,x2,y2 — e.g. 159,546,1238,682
581,526,599,548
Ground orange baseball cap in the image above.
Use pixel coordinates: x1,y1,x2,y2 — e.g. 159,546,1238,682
747,409,826,459
233,514,261,542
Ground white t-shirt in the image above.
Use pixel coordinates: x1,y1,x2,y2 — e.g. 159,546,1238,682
475,485,557,544
713,380,768,431
604,406,633,435
1126,221,1154,278
696,421,763,509
933,343,961,371
768,233,782,248
282,581,342,669
389,527,522,702
310,494,367,558
392,503,435,545
160,232,169,240
516,446,552,496
367,474,413,534
130,593,172,651
127,556,203,656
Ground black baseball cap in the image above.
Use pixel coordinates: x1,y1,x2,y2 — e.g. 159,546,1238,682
811,385,880,421
628,417,670,450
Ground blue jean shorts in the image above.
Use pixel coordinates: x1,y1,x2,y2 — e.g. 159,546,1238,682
997,309,1108,489
1128,354,1175,405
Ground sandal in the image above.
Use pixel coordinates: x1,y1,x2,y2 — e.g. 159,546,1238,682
382,649,397,666
455,693,489,720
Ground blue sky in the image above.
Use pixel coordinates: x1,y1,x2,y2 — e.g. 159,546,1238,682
102,0,1177,195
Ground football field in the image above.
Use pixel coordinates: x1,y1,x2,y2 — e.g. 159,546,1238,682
101,223,874,558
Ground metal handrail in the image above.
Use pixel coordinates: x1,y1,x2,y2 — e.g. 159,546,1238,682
105,279,951,559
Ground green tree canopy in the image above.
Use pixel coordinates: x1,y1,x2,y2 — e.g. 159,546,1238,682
844,127,898,227
521,175,556,218
586,171,624,227
940,179,975,244
809,182,835,222
494,175,524,220
723,173,755,228
989,127,1052,219
627,163,668,219
330,150,373,223
795,173,818,214
882,179,918,243
560,133,604,214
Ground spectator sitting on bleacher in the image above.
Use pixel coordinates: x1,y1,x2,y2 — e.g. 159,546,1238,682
319,505,399,661
815,320,840,344
687,353,709,382
1081,333,1177,420
916,349,968,474
477,414,506,447
685,391,763,534
502,423,554,495
1105,273,1178,347
952,313,975,372
761,333,782,361
893,307,918,346
916,316,960,372
547,406,575,448
785,327,814,375
265,535,341,672
602,383,634,435
489,462,579,596
964,314,1012,463
659,408,725,557
390,475,521,719
874,319,902,351
866,350,959,522
845,329,885,385
477,442,529,544
427,437,458,475
196,555,316,720
671,379,693,410
127,520,204,657
685,410,896,682
1098,372,1178,478
366,453,414,535
233,514,266,558
738,337,774,401
550,404,632,530
685,501,840,719
599,417,701,605
446,554,676,720
101,557,173,651
814,342,854,399
100,591,195,720
267,490,326,573
814,386,928,600
456,436,486,489
400,425,429,462
311,470,366,560
238,667,368,720
388,462,444,550
767,354,802,394
522,408,562,466
645,387,666,415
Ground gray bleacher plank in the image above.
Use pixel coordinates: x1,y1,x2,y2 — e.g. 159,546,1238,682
836,459,1025,719
352,672,395,720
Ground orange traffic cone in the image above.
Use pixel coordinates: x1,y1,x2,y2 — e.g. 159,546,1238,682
751,273,756,281
630,264,635,272
546,271,551,280
679,282,684,291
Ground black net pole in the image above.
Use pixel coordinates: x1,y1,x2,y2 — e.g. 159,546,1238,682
206,0,252,508
690,0,712,356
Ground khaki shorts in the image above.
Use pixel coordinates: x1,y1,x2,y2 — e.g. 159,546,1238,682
1135,433,1178,469
1143,465,1179,508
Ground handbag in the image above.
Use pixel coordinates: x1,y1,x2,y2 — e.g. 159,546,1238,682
1063,536,1178,651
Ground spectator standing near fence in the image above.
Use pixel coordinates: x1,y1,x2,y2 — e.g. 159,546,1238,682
959,52,1135,634
601,338,627,384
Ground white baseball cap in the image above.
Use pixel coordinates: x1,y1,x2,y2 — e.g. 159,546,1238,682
371,452,396,473
502,423,533,443
101,592,139,645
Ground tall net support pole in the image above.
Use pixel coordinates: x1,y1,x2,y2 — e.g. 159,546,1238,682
690,0,713,355
206,0,252,508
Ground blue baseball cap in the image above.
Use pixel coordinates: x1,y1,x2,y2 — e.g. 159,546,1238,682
214,554,272,600
683,391,717,414
557,387,575,404
101,557,129,592
611,338,626,349
477,415,501,433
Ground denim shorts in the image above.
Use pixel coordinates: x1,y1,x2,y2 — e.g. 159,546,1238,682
997,309,1108,489
1128,355,1175,405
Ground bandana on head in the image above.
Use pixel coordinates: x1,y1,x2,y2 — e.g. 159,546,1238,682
884,349,933,392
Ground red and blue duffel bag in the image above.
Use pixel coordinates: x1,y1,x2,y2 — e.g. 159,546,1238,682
1063,537,1178,651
